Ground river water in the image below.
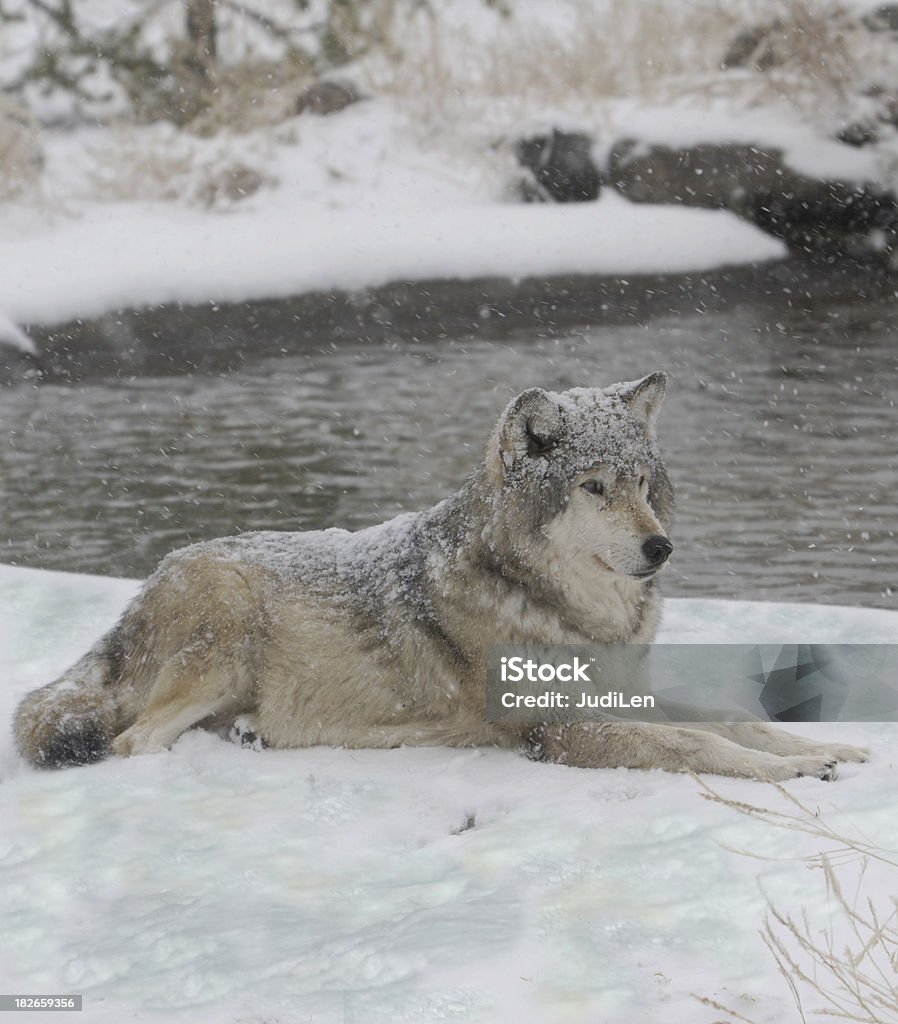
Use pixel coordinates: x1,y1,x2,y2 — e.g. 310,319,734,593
2,272,896,610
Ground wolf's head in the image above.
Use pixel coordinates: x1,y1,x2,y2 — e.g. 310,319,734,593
486,371,674,582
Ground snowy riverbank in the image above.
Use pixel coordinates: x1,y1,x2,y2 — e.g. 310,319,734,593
2,564,896,1022
0,90,886,357
1,101,790,355
4,0,898,360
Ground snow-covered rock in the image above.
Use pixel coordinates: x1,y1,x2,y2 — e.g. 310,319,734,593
610,138,898,259
514,129,602,203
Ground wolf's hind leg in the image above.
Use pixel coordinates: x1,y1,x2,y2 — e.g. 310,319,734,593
228,714,267,750
112,660,246,756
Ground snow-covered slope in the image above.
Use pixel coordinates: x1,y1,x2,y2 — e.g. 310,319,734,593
0,193,784,338
1,564,896,1022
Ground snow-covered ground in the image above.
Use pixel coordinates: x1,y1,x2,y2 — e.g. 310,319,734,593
2,563,896,1023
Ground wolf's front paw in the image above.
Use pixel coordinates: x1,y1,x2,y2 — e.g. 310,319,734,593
820,743,869,764
754,754,839,782
791,756,838,782
111,727,166,757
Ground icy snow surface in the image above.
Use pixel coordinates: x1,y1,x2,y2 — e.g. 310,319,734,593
1,563,896,1022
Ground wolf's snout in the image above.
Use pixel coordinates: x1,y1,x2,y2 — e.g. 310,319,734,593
642,535,673,566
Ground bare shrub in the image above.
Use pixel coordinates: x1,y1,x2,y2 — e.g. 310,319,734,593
84,125,276,207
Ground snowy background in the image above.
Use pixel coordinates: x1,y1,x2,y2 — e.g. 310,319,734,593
3,0,898,347
2,0,898,1020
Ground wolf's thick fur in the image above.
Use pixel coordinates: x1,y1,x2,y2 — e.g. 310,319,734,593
15,372,867,779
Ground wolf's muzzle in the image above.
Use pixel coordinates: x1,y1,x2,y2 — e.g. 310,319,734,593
642,534,673,567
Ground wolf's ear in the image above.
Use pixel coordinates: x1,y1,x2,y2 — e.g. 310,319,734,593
497,388,566,468
617,371,667,439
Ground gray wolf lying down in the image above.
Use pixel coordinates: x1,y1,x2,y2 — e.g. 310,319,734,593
14,372,867,780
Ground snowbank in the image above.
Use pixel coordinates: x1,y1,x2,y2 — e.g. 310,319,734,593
1,564,896,1023
0,192,785,339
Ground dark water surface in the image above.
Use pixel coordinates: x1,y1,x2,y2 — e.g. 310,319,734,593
3,274,897,609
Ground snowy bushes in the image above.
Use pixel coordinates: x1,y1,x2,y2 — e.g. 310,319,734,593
4,0,898,141
82,124,275,206
719,1,898,139
364,0,741,130
0,0,392,128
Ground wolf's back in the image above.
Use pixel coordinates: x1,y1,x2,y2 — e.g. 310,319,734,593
14,635,120,768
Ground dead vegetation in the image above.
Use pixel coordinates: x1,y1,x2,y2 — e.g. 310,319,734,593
695,779,898,1024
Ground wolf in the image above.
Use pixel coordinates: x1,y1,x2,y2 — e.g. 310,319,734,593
14,371,867,780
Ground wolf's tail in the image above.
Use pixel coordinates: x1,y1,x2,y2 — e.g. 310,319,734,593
14,633,121,768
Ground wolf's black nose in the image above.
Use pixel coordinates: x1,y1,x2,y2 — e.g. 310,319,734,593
642,535,673,566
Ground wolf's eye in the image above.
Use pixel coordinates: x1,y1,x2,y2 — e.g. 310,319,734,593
581,480,604,496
